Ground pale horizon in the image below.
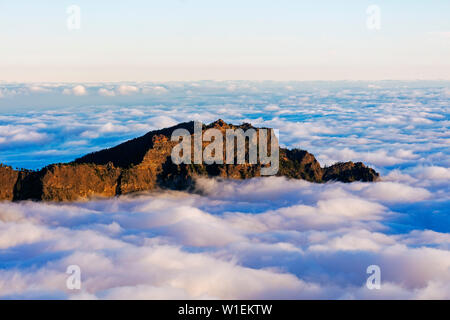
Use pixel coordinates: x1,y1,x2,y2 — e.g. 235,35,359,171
1,0,449,82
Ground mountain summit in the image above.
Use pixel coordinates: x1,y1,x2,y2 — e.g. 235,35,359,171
0,120,379,201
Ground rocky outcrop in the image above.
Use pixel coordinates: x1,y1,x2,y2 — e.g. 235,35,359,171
0,120,379,202
0,165,18,201
323,161,379,182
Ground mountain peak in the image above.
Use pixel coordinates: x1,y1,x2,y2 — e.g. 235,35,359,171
0,120,379,201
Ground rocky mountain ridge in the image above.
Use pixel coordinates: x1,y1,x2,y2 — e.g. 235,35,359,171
0,120,379,201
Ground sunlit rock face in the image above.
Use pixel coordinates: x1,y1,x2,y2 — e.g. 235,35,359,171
0,165,18,200
0,120,378,202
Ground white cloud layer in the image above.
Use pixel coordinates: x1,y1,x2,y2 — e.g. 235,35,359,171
0,81,448,299
0,174,448,299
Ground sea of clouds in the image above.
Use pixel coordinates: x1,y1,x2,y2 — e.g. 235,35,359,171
0,81,449,299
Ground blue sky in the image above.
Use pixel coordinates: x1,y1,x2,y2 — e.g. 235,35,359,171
1,0,449,81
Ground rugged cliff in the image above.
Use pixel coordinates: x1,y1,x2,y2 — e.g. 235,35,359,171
0,120,379,201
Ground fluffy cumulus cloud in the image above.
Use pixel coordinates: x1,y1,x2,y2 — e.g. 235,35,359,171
0,125,49,150
63,85,87,96
0,81,448,299
98,88,115,97
117,85,139,95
